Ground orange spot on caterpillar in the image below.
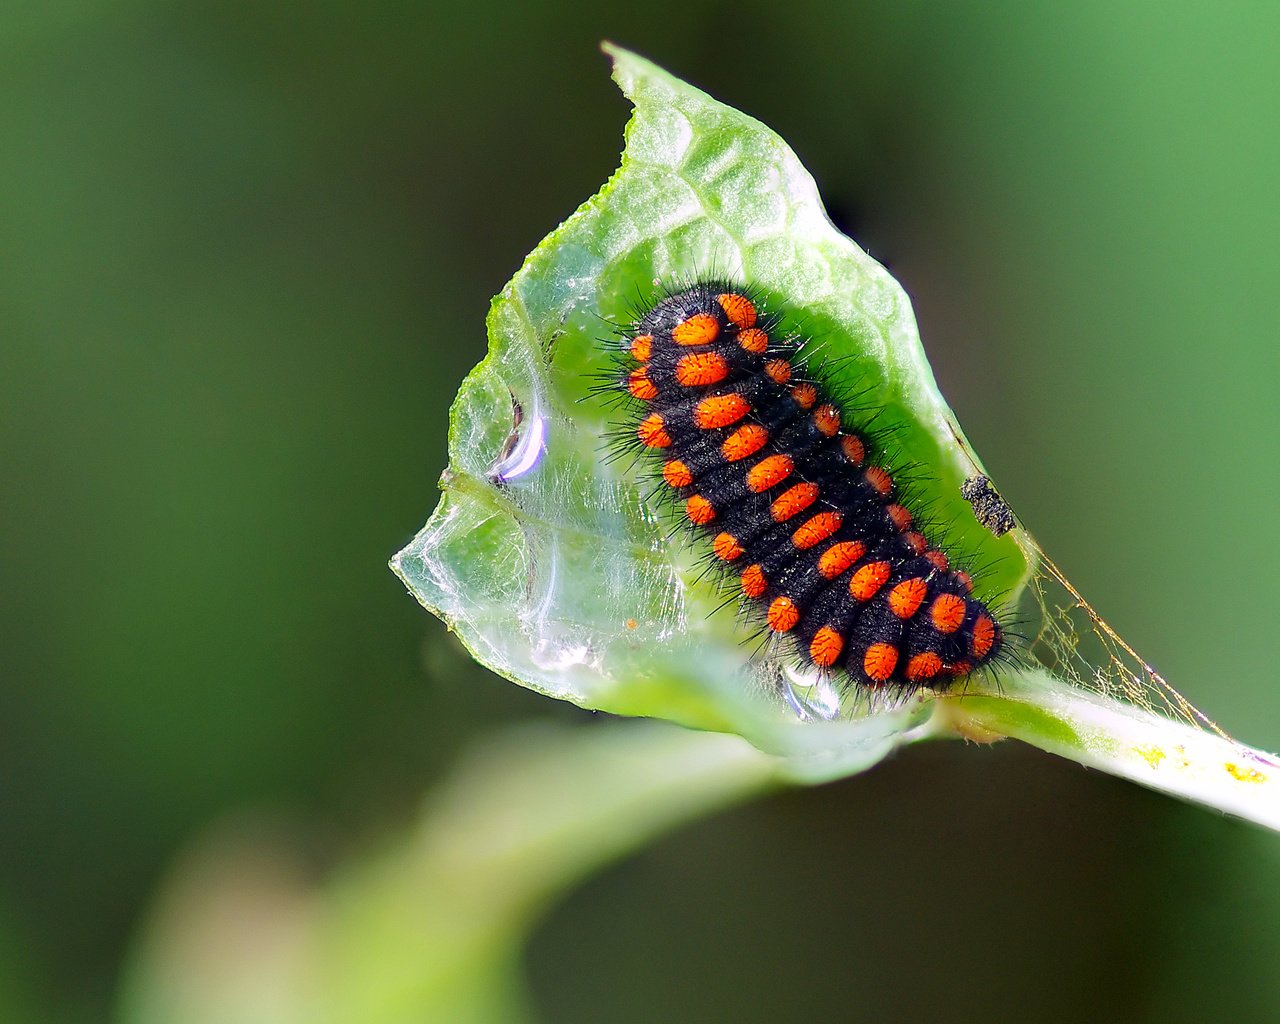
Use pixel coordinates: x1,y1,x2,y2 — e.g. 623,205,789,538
792,511,842,550
955,570,974,593
672,313,719,346
930,594,966,634
627,367,657,401
625,618,638,630
849,561,891,601
694,393,750,429
740,563,767,598
817,540,866,579
675,351,729,387
716,293,757,329
713,532,743,561
864,466,892,496
737,327,769,354
903,531,928,555
637,414,671,448
888,578,928,619
661,460,693,488
886,504,912,531
863,642,898,682
972,615,997,658
841,434,865,466
746,453,793,492
946,659,972,678
685,494,715,525
770,482,819,522
767,596,800,632
906,651,943,682
764,358,791,383
791,383,817,410
813,404,840,437
630,334,653,362
809,626,844,667
721,423,769,462
924,549,949,572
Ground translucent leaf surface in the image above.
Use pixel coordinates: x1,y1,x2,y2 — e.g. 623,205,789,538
392,45,1028,783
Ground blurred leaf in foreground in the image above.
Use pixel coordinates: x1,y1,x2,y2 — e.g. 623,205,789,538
118,722,776,1024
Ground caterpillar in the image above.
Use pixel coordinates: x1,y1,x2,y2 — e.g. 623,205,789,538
613,279,1004,694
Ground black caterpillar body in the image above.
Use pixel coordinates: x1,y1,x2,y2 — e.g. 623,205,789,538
617,280,1003,692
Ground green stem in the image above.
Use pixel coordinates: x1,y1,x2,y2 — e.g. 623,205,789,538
930,670,1280,830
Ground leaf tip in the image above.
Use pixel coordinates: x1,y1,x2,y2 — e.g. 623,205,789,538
599,41,663,96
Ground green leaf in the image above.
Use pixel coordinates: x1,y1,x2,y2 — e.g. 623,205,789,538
117,722,779,1024
393,47,1280,829
392,44,1027,782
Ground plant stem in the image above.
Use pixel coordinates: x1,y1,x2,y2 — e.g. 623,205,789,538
928,670,1280,831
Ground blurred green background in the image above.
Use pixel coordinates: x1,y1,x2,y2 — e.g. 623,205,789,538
4,2,1278,1021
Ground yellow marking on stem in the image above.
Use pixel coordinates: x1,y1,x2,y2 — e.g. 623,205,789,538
1225,762,1267,784
1134,745,1166,769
